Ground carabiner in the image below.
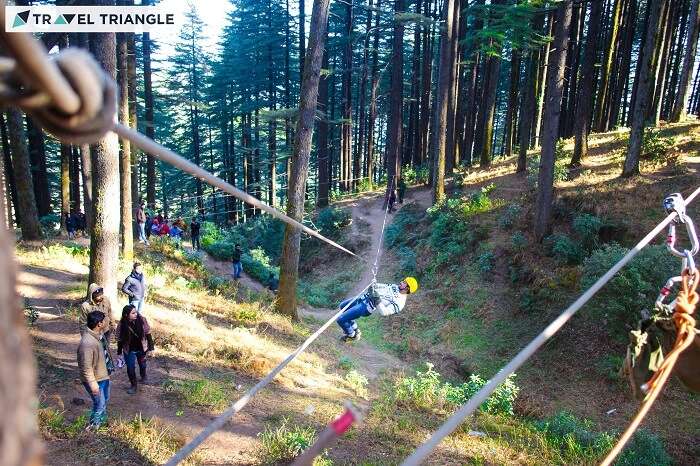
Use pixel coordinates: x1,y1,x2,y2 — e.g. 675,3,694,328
664,193,699,258
655,275,683,307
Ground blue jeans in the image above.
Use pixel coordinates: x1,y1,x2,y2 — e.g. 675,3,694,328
125,350,147,383
337,297,372,336
82,379,110,426
232,261,242,279
191,234,200,250
130,298,144,314
138,222,147,243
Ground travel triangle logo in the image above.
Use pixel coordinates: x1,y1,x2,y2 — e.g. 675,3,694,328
13,10,30,28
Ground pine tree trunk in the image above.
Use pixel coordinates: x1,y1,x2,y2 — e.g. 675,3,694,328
341,0,354,191
479,53,502,166
0,115,19,228
25,118,51,217
366,0,382,184
534,14,553,147
5,109,41,240
70,146,80,214
60,145,71,232
317,48,330,207
142,3,156,211
410,0,422,166
609,0,637,129
88,23,121,303
517,46,536,173
445,0,461,173
646,1,670,122
419,0,433,168
504,49,520,158
385,0,405,204
534,0,572,241
357,0,373,182
299,0,306,85
0,180,42,466
623,0,667,177
594,0,623,132
267,0,278,208
671,0,700,122
126,24,139,208
651,0,676,125
277,0,330,320
432,0,455,204
79,144,93,230
117,31,133,260
571,0,603,166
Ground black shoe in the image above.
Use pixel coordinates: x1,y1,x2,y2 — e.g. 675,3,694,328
341,330,362,342
127,385,137,395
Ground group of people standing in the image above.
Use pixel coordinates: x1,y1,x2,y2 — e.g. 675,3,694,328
63,211,87,240
134,200,202,250
76,262,154,429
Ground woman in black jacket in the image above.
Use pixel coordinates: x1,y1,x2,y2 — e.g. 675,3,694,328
116,304,154,394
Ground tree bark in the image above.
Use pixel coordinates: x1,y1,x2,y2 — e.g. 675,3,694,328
142,0,156,211
504,49,520,158
432,0,455,204
594,0,623,132
60,145,71,232
366,0,382,185
0,176,42,465
299,0,306,86
671,0,700,122
277,0,330,320
0,114,19,228
571,0,603,166
533,13,553,148
126,23,139,209
5,109,42,240
117,30,133,260
623,0,666,177
517,45,537,173
534,0,572,241
88,22,121,303
341,0,354,191
25,118,51,217
317,48,330,207
385,0,405,204
445,0,461,173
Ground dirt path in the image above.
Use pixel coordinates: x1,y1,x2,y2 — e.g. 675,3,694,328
197,186,434,381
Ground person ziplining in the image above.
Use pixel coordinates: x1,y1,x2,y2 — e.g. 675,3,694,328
337,277,418,342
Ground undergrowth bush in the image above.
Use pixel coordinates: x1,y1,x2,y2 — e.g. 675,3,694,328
641,129,676,162
38,407,88,438
535,412,670,466
546,233,583,265
316,207,351,239
162,378,229,412
581,244,677,329
297,267,359,308
402,165,429,185
498,204,522,230
477,250,495,275
345,369,369,398
573,213,603,251
511,231,528,251
385,203,424,249
258,418,316,463
39,214,61,236
394,363,519,416
242,248,280,283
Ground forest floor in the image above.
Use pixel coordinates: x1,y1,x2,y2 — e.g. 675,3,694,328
17,188,422,465
16,121,700,465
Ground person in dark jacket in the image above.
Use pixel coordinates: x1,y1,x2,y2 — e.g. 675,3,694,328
267,272,279,293
65,211,77,239
116,304,154,394
388,189,397,213
76,211,86,237
397,177,407,204
190,217,201,250
231,244,243,279
145,213,153,240
121,262,146,314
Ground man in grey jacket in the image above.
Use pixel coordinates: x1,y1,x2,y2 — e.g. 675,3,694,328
77,311,114,428
122,262,147,314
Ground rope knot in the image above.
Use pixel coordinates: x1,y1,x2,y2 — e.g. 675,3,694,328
1,48,116,144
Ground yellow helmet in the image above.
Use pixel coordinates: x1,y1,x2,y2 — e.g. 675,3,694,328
404,276,418,294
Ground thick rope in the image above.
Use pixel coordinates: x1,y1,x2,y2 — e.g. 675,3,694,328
401,185,700,466
112,124,361,259
599,269,698,466
164,283,371,466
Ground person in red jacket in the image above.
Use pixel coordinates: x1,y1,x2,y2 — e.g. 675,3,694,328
159,220,171,236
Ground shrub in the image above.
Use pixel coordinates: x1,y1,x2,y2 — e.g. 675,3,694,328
402,165,429,185
298,267,358,308
498,204,522,230
394,363,519,416
242,248,279,283
535,411,614,462
258,418,316,463
572,213,603,251
581,244,677,328
385,205,423,249
546,233,583,265
527,157,568,188
316,207,351,239
345,370,369,398
200,221,223,249
615,428,671,466
641,129,676,162
162,378,229,412
396,245,417,275
39,214,61,236
338,355,355,371
477,250,495,275
511,231,528,251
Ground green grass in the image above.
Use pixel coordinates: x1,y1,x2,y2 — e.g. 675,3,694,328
162,378,230,412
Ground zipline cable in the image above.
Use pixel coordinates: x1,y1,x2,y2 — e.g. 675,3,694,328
401,185,700,466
